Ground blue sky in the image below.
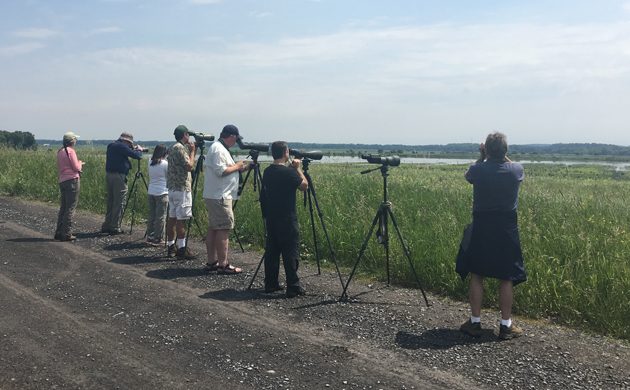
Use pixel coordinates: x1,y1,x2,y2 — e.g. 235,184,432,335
1,0,630,145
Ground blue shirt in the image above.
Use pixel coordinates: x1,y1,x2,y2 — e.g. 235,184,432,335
105,140,143,175
465,159,524,212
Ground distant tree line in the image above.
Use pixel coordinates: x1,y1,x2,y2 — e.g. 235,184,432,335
34,138,630,157
0,130,36,150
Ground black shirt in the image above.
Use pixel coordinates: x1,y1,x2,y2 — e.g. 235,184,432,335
261,164,303,222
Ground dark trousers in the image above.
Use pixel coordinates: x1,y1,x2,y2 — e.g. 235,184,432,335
102,172,127,231
264,219,300,289
55,178,80,238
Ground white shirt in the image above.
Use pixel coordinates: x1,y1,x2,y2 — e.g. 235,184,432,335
203,141,239,200
147,159,168,196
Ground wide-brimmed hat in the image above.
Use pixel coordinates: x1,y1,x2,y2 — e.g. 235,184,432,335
62,131,79,144
119,132,134,143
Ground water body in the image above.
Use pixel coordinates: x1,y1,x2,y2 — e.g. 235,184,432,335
234,154,630,171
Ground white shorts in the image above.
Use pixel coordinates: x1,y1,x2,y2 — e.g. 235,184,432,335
168,190,193,220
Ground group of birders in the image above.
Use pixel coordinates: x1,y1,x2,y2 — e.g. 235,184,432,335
55,129,526,332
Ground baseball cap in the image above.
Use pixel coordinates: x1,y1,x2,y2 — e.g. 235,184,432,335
173,125,189,140
221,124,242,140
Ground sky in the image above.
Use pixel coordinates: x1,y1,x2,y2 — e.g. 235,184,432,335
1,1,630,145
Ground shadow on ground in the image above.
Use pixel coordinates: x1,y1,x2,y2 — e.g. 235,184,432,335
145,267,211,280
200,288,287,302
395,329,496,350
111,256,175,265
7,237,56,243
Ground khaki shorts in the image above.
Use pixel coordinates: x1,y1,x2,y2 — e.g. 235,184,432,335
205,198,234,230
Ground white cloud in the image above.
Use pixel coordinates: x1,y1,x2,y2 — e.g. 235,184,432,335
251,11,272,19
0,42,46,57
89,26,122,35
13,28,59,39
189,0,222,4
623,2,630,13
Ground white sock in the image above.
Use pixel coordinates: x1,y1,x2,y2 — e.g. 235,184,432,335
470,316,481,324
167,240,175,246
501,318,512,327
177,238,186,248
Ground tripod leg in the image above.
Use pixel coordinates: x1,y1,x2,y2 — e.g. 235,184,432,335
247,253,265,290
125,174,139,234
340,210,381,300
307,177,346,291
306,189,321,275
387,208,430,307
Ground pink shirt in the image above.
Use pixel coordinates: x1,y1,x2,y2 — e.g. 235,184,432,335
57,147,83,183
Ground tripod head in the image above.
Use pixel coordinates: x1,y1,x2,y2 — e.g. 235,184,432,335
360,163,390,177
301,157,312,171
248,149,260,163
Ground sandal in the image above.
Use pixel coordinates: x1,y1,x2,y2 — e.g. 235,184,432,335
217,264,243,275
204,261,219,272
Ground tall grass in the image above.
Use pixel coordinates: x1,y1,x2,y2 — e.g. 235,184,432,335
1,147,629,339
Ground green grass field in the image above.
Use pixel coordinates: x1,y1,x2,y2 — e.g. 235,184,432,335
2,147,629,340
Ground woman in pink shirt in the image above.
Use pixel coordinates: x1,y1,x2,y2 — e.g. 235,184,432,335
55,131,84,241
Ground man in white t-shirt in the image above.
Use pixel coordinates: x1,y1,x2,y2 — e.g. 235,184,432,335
203,124,250,274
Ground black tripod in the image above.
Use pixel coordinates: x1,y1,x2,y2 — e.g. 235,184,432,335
122,158,148,234
232,149,264,252
248,158,345,294
301,158,345,287
340,163,430,306
182,141,208,250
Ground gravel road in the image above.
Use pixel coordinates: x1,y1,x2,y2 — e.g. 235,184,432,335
0,196,628,389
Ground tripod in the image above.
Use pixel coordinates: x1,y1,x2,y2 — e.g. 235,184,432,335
232,149,264,252
247,158,345,294
182,141,208,250
340,163,430,306
122,158,148,234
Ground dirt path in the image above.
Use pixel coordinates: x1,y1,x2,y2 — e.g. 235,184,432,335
0,196,628,389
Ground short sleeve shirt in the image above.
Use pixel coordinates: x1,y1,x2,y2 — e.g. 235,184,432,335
261,164,303,222
465,159,524,212
167,142,192,192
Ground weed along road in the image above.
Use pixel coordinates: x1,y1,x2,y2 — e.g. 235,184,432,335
1,196,629,389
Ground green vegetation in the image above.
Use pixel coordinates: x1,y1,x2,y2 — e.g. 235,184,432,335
2,147,629,340
1,130,36,150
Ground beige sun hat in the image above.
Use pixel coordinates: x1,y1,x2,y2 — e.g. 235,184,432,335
63,131,79,144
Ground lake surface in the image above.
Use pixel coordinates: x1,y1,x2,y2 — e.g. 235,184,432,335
233,154,630,170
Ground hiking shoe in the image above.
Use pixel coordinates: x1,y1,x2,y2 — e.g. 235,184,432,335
167,244,176,258
499,324,523,340
286,286,306,298
460,319,483,338
176,246,197,260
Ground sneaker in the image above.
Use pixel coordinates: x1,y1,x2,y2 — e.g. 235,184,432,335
59,234,77,242
286,286,306,298
499,324,523,340
167,244,176,258
176,246,197,260
460,319,483,338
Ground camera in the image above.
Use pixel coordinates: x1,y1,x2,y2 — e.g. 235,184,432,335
134,146,149,153
361,154,400,166
189,131,215,145
290,149,323,160
236,139,270,153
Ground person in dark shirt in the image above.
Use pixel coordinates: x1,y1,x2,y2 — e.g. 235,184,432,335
260,141,308,298
101,132,144,235
456,132,526,340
